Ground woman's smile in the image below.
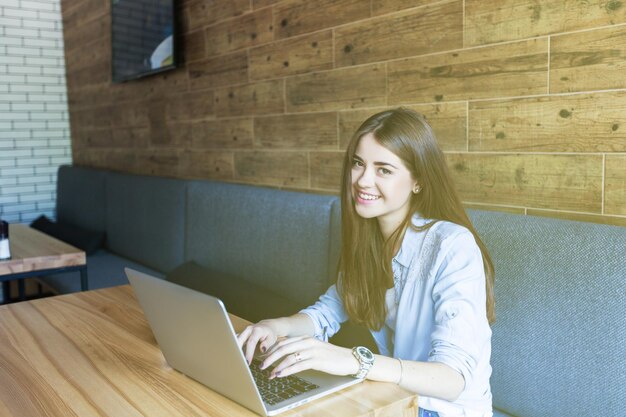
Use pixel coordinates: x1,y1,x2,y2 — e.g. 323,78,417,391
355,190,381,204
351,133,417,238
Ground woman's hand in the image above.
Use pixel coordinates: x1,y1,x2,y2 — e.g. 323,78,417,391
237,319,283,365
260,336,359,379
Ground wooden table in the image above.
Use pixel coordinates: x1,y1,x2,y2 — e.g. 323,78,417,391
0,224,87,302
0,286,419,416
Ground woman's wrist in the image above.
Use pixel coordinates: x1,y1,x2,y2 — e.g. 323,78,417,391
261,313,315,338
366,354,406,384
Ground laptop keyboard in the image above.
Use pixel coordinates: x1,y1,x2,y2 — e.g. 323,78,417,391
250,360,319,406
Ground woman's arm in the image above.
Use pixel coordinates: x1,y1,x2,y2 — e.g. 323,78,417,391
367,355,465,402
259,335,464,402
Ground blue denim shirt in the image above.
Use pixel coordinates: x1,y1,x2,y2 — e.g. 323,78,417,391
301,215,493,415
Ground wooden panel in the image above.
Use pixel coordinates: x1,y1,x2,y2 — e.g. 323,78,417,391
254,112,337,149
234,151,309,188
76,129,111,148
605,155,626,216
106,151,141,175
111,101,150,127
72,106,112,129
274,0,369,39
188,51,248,90
214,80,284,117
179,150,234,180
249,30,333,80
446,153,603,212
182,29,205,63
204,8,273,57
61,0,107,32
72,149,136,173
336,0,462,67
551,25,626,93
286,64,386,112
469,92,626,152
338,103,467,151
253,0,282,8
191,118,254,149
133,149,181,178
372,0,435,15
64,12,108,54
85,129,119,148
68,84,111,109
150,121,192,147
164,90,214,122
465,0,626,46
388,38,548,104
187,0,251,30
310,151,344,191
110,128,151,148
65,36,108,73
109,78,156,103
142,70,191,97
527,208,626,227
66,61,110,89
463,203,526,215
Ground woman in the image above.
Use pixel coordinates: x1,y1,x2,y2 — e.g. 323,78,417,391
237,108,495,417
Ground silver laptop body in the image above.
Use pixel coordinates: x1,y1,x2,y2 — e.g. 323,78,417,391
126,268,361,416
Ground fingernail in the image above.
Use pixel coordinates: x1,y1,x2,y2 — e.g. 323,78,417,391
261,346,266,353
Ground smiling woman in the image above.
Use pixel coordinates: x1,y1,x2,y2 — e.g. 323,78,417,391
351,132,418,239
238,108,496,417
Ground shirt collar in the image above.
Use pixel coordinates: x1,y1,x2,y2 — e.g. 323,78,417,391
392,213,431,268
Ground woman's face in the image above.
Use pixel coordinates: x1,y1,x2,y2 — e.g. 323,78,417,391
351,133,417,238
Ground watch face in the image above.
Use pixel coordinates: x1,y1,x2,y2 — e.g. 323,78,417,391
357,346,374,362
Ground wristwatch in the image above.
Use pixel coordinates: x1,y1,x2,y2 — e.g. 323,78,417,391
351,346,375,379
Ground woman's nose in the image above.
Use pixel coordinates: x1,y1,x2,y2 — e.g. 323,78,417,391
356,167,375,188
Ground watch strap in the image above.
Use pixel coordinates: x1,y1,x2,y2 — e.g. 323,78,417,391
351,346,374,379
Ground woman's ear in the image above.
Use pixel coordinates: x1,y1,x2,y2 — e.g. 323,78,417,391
412,184,422,194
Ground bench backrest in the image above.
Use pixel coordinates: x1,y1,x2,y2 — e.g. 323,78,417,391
185,180,341,306
469,209,626,417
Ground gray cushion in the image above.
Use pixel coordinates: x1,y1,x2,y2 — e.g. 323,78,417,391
31,215,104,255
167,261,305,323
185,180,340,306
492,409,515,417
105,171,187,273
43,249,163,294
56,165,106,232
468,210,626,417
167,261,377,352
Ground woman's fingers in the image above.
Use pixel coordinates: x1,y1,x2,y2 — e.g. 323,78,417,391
236,326,252,349
244,329,267,364
261,336,311,369
237,322,283,364
269,351,312,379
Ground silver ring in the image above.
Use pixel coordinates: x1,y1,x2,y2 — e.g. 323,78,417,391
294,352,302,362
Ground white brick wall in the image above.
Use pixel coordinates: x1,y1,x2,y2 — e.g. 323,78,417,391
0,0,71,225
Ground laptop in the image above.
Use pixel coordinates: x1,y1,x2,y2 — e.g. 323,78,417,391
125,268,362,416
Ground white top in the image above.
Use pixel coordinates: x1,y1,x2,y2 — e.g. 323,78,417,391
301,215,493,416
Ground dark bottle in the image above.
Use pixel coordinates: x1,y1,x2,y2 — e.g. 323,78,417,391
0,220,10,260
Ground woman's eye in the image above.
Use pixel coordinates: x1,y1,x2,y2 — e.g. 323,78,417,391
379,168,391,175
352,159,364,167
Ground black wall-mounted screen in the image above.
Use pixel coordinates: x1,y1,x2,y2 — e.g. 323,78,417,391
111,0,176,83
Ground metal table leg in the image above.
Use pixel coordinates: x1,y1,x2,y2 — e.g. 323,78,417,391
80,266,89,291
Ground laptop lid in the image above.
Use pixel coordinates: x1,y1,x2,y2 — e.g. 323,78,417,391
125,268,361,416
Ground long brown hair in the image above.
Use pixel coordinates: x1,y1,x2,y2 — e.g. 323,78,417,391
338,108,495,329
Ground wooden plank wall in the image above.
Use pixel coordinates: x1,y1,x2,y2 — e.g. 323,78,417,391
61,0,626,226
